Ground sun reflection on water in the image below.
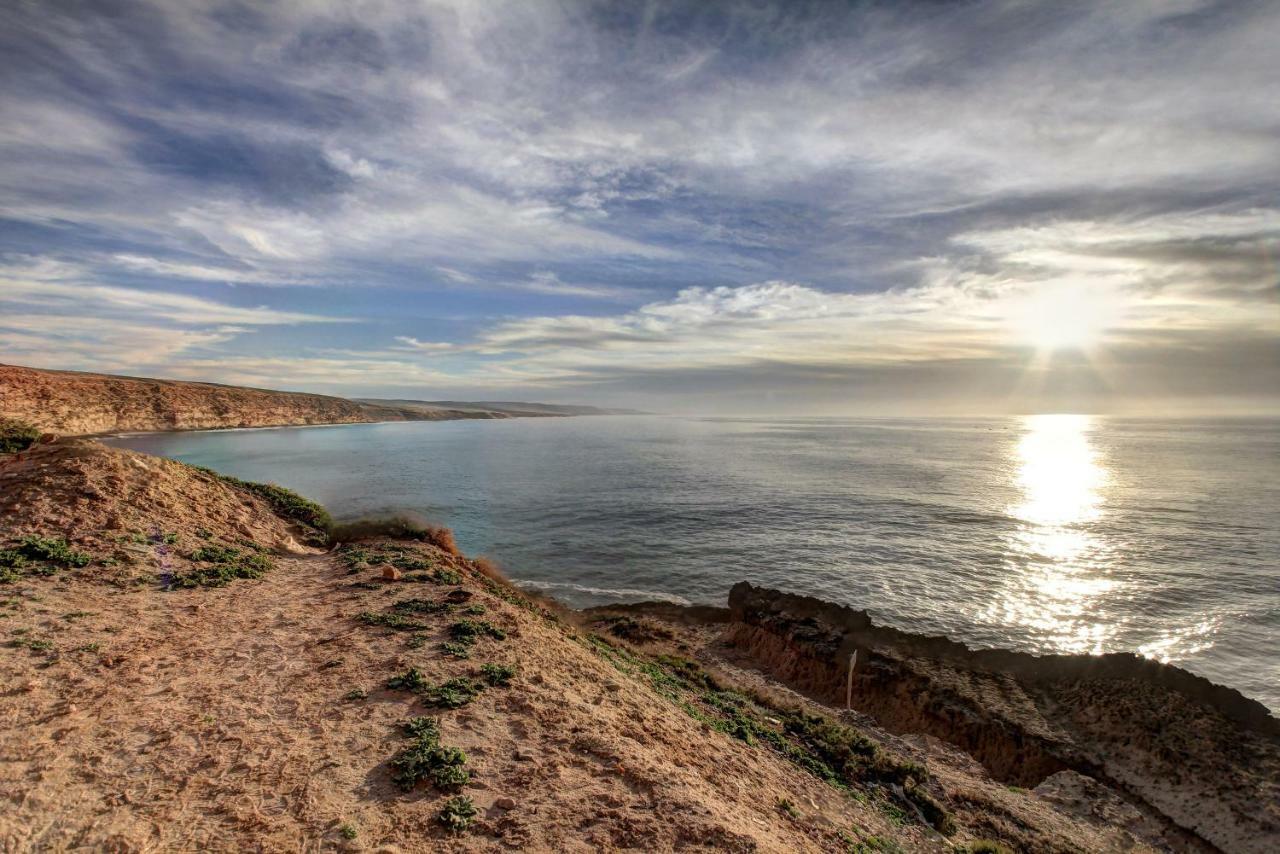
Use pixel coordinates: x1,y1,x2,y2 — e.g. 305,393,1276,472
988,414,1119,654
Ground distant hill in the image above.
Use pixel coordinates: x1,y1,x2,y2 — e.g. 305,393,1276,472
0,363,628,436
355,398,645,417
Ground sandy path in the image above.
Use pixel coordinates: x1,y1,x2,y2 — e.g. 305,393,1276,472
4,548,941,852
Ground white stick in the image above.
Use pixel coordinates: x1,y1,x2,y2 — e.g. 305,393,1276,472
845,650,857,710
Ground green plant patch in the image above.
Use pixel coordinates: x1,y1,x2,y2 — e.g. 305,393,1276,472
191,466,332,540
0,419,40,454
440,641,472,659
392,597,453,615
16,536,92,568
423,676,484,709
449,618,506,642
357,611,426,631
166,544,273,589
581,634,951,834
10,634,54,652
402,716,441,740
437,795,477,832
386,667,430,692
391,718,470,791
479,662,518,687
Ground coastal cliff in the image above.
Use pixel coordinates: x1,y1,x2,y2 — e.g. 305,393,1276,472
0,364,554,436
0,437,1202,853
714,582,1279,853
0,363,400,435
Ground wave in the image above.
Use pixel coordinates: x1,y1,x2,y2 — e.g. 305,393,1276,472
512,579,692,606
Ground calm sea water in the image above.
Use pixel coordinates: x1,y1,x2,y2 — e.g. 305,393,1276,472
106,415,1280,711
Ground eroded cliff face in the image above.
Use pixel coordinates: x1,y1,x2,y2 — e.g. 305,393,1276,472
0,364,390,435
725,582,1280,854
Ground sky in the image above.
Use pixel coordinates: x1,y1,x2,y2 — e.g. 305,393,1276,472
1,0,1277,415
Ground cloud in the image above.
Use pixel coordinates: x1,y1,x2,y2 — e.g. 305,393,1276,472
0,0,1276,411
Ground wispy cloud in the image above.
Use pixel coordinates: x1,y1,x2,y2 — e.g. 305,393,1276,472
0,0,1276,410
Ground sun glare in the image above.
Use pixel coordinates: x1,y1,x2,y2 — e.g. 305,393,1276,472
1009,284,1120,352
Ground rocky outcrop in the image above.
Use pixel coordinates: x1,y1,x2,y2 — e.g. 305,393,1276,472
725,582,1280,854
0,364,536,436
0,363,386,435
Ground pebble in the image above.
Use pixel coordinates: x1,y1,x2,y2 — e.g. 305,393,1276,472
381,566,403,581
514,749,535,761
496,797,516,810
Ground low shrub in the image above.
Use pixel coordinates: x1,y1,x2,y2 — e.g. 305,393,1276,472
358,611,426,631
967,842,1014,854
437,795,477,832
392,597,453,615
391,716,470,792
0,419,41,454
450,618,506,642
423,677,484,709
328,515,461,556
16,535,92,568
192,465,332,539
440,641,472,659
386,667,430,692
166,544,273,588
479,663,518,687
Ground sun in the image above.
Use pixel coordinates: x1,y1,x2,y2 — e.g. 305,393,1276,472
1008,283,1120,352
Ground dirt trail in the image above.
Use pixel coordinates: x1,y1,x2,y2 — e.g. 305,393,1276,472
3,548,950,852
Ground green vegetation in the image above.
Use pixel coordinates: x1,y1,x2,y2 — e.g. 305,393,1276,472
844,835,904,853
357,611,426,631
0,419,40,454
338,824,357,840
165,544,273,589
1,536,93,582
462,603,487,615
10,634,54,653
391,597,453,615
424,677,485,709
778,797,800,818
386,667,430,692
436,617,508,657
344,687,368,701
966,842,1014,854
583,635,953,834
192,465,332,540
437,795,478,832
18,535,91,567
600,614,674,643
479,662,518,687
391,716,470,792
440,641,472,658
386,670,487,708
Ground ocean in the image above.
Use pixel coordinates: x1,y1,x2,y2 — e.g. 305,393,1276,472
105,414,1280,711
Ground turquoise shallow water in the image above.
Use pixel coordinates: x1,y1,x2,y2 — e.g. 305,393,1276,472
106,414,1280,711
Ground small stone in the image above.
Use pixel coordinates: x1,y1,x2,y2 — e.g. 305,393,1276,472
514,749,535,762
381,566,403,581
495,797,516,810
605,681,622,692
